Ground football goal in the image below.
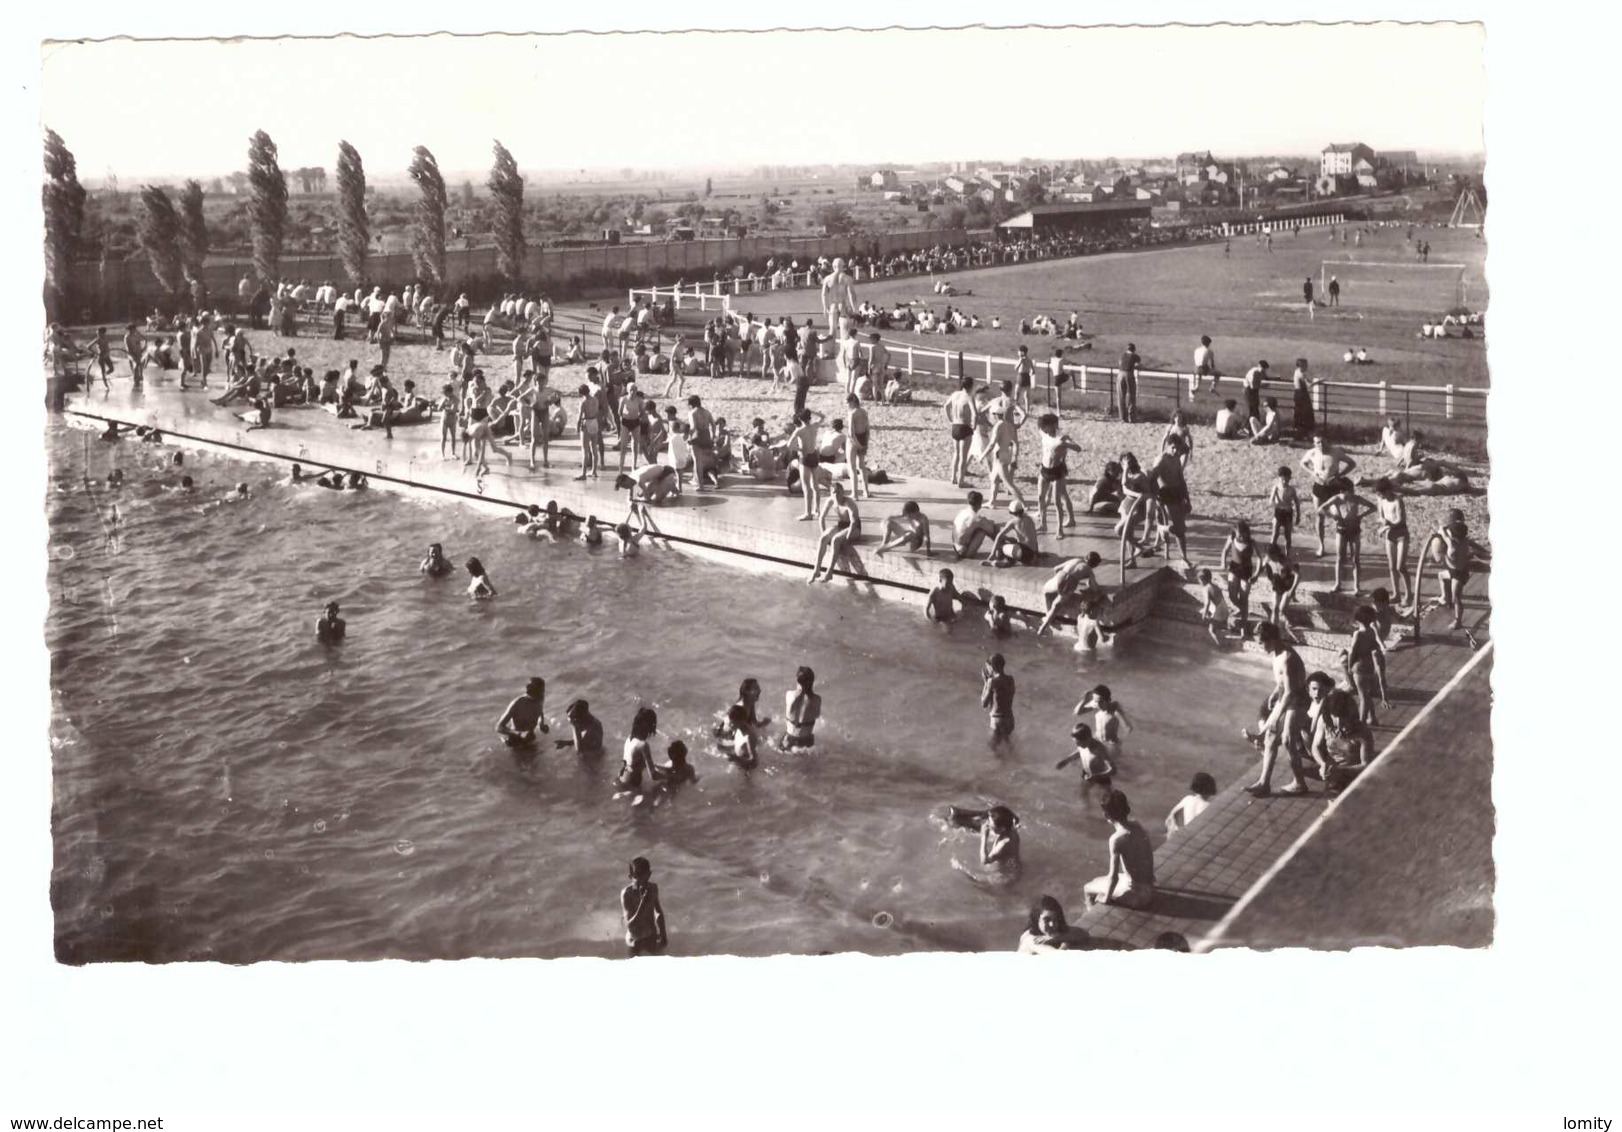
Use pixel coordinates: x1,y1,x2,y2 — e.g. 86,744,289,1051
1320,259,1470,313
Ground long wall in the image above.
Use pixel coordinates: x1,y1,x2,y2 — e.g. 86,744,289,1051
64,228,969,319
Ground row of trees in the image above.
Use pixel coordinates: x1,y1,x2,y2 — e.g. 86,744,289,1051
42,129,534,317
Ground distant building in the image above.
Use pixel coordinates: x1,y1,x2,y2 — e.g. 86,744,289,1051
1321,142,1376,179
943,176,973,196
996,200,1153,237
868,170,899,191
1175,151,1216,181
1265,166,1295,183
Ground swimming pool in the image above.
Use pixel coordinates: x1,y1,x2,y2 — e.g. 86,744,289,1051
46,422,1273,960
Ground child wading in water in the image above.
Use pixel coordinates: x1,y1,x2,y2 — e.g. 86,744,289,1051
1199,568,1228,645
1076,685,1133,761
620,856,668,956
1056,723,1116,798
1034,413,1082,534
925,567,967,624
980,653,1016,753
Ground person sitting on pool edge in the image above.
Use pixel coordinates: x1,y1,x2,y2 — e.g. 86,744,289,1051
1082,789,1156,910
952,491,999,559
495,677,550,749
873,501,932,556
985,500,1039,567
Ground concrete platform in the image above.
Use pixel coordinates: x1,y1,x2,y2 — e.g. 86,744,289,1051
1074,621,1493,951
62,372,1195,622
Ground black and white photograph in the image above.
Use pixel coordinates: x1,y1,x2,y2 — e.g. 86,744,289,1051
4,5,1608,1130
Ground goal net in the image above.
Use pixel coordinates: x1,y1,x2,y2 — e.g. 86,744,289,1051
1320,260,1468,313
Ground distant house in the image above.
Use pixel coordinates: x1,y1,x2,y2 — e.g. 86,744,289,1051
1353,157,1380,189
1134,187,1163,203
1321,142,1376,179
868,170,899,191
881,190,907,202
1265,166,1295,183
1380,150,1420,172
1175,150,1216,181
943,176,972,196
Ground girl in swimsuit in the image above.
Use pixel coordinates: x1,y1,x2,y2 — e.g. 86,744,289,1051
465,556,497,600
782,667,821,751
1260,545,1301,641
809,482,862,583
615,707,659,794
1221,522,1260,631
1323,484,1378,593
1343,605,1389,725
1375,479,1413,605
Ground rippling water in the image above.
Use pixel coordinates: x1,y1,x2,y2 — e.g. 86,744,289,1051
46,420,1271,961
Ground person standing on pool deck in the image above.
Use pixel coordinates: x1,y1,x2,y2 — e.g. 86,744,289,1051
821,257,857,336
1191,335,1218,398
495,677,550,749
980,653,1016,753
1245,622,1313,797
1082,790,1156,910
783,666,822,751
1116,342,1140,423
1242,360,1268,424
1301,435,1358,557
943,377,977,488
621,856,668,956
315,601,346,645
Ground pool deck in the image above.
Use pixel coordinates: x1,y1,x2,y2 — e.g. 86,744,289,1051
57,370,1219,623
59,367,1493,951
1077,632,1493,951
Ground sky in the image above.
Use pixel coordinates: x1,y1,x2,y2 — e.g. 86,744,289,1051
39,22,1485,184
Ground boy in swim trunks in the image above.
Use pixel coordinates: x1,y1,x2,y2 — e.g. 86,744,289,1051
874,501,932,556
782,666,822,751
1267,466,1299,557
986,501,1040,568
621,856,668,956
553,698,604,756
985,594,1014,637
1056,722,1116,795
925,567,966,623
1035,552,1104,636
1034,414,1082,534
980,653,1016,753
952,491,999,559
942,377,977,487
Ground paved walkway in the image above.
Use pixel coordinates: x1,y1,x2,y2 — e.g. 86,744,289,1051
1202,644,1494,949
1075,620,1493,950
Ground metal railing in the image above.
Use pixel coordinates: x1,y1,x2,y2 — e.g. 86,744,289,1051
850,337,1487,427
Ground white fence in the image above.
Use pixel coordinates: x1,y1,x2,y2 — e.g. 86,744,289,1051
853,337,1487,427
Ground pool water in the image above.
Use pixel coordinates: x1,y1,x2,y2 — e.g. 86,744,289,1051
46,421,1272,960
